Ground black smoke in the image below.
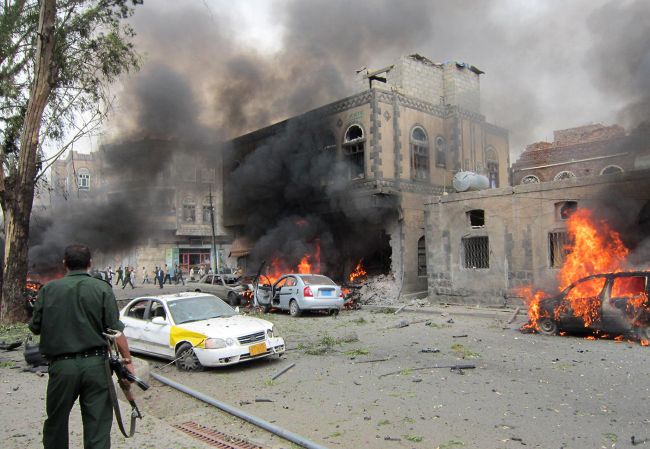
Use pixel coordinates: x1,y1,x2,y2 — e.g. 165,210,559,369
31,0,650,274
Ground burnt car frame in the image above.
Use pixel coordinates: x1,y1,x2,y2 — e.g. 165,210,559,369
537,271,650,340
190,274,249,306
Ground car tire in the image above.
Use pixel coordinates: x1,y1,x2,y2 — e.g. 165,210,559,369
537,317,559,335
289,300,302,317
329,309,339,317
227,292,239,306
637,326,650,341
175,343,204,371
262,303,271,313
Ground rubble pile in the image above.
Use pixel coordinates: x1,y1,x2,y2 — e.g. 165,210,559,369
346,274,401,307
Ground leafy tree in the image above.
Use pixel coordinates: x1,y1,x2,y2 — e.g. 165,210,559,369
0,0,141,323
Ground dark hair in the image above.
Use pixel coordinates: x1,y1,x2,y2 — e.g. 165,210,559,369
64,244,91,270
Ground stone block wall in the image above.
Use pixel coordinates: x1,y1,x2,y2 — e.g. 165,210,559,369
426,170,650,306
443,63,481,114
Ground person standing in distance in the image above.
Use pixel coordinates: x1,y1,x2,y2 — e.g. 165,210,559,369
29,244,135,449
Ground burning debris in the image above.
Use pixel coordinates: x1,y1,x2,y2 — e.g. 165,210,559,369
519,208,650,343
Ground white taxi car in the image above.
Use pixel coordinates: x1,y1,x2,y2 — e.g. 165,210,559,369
120,292,285,371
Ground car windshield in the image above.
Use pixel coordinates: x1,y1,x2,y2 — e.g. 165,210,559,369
167,295,236,324
300,275,336,286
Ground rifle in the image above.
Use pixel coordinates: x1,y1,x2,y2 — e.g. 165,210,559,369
104,329,149,437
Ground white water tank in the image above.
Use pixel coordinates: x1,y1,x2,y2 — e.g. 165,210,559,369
452,171,490,192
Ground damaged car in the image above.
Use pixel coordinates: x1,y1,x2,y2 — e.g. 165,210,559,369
120,292,285,371
191,274,250,306
536,271,650,340
255,273,344,317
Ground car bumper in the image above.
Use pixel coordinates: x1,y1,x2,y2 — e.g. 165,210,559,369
193,337,285,367
299,298,344,310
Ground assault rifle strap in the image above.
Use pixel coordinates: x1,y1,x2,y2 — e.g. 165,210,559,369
104,358,138,438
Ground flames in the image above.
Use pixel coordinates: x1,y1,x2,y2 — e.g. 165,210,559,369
260,241,322,285
559,209,628,291
519,208,649,341
348,259,367,283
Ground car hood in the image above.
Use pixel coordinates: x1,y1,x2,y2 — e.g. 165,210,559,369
178,315,272,338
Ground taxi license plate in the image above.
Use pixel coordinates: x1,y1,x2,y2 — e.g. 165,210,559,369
249,342,267,356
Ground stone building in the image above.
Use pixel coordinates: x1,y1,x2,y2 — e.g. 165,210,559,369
511,123,646,185
224,54,509,293
49,141,228,274
426,169,650,306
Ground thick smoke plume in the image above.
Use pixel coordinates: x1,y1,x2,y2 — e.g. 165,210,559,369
31,0,650,275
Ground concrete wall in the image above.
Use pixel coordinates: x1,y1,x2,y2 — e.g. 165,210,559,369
426,170,650,306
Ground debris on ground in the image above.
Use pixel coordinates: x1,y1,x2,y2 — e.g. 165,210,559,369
270,362,296,381
420,348,440,353
0,341,22,351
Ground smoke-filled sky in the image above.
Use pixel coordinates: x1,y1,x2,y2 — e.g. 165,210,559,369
104,0,650,158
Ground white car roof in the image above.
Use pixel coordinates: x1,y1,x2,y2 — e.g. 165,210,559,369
129,291,216,303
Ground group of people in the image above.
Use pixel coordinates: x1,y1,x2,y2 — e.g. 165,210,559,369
104,266,137,289
104,264,187,289
151,264,185,288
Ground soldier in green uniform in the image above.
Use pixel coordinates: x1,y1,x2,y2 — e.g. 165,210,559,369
29,244,135,449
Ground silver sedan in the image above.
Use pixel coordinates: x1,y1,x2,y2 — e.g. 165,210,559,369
256,274,344,316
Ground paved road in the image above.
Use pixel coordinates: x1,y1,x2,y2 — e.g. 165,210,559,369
139,307,650,449
3,305,648,448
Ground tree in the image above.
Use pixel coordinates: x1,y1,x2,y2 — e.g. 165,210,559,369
0,0,140,323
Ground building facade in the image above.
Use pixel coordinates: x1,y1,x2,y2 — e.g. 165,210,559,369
49,141,229,275
224,54,509,293
426,169,650,306
511,123,646,185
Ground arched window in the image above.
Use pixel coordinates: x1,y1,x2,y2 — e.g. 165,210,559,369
343,124,365,179
521,175,540,184
410,126,429,181
417,236,426,276
77,168,90,190
600,165,623,175
485,147,499,188
435,136,446,168
554,170,576,181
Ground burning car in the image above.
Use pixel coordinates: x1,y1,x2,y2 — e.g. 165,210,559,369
255,273,344,316
535,271,650,340
120,292,285,371
25,279,43,314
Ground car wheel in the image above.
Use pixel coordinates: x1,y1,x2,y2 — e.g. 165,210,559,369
175,343,204,371
329,309,339,317
289,300,302,317
537,317,559,335
227,292,239,306
637,326,650,341
262,303,271,313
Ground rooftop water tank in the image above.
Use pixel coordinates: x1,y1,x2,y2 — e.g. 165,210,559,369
452,171,490,192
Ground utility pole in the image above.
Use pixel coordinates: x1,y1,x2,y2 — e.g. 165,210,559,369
208,186,225,286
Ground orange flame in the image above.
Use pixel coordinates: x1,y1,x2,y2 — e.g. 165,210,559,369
520,208,649,340
260,241,321,285
348,259,367,283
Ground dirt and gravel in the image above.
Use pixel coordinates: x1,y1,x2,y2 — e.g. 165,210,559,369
3,284,650,449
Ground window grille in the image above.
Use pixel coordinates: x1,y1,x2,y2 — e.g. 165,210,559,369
202,206,212,223
549,231,569,268
462,236,489,269
78,173,90,190
411,127,429,181
183,205,196,223
417,236,426,276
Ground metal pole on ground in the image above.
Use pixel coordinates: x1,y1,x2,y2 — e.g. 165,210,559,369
150,372,329,449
